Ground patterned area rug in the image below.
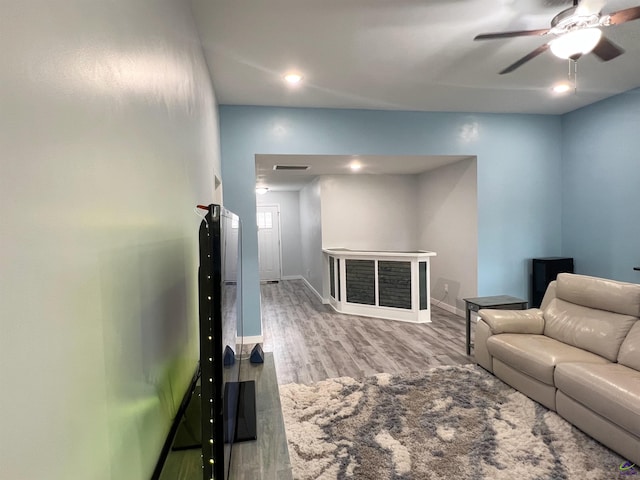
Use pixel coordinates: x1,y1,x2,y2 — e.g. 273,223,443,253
280,365,626,479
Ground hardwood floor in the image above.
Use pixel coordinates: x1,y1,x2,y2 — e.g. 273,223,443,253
260,279,472,385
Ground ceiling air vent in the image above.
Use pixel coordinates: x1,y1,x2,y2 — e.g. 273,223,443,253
273,165,310,171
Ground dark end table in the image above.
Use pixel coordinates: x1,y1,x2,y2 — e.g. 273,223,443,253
463,295,528,355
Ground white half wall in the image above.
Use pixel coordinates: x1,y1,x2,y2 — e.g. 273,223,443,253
418,158,478,313
320,174,419,251
299,178,324,297
257,191,303,277
1,1,220,478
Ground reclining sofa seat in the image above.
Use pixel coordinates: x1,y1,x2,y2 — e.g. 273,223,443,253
474,273,640,465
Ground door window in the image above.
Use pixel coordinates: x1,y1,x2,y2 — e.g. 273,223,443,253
256,211,273,229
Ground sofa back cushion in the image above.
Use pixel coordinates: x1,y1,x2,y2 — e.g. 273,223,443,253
555,273,640,317
544,298,637,361
618,321,640,370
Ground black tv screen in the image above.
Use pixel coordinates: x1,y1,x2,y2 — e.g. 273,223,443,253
198,204,243,480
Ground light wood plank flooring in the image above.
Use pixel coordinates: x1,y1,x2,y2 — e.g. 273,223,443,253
261,279,472,385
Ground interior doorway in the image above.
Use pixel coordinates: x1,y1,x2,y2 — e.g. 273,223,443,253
257,205,282,282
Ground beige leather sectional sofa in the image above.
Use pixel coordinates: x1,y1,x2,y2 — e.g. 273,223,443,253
475,273,640,465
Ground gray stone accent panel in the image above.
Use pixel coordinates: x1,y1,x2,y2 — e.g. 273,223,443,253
378,261,411,309
346,260,375,305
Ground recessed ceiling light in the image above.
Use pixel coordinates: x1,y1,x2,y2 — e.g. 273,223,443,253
552,83,572,94
255,187,269,195
283,72,303,85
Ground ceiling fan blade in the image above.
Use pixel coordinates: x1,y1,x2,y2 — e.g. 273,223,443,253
591,36,625,61
608,5,640,25
499,43,550,74
474,29,549,41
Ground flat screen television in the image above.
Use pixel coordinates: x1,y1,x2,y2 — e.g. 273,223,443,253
197,204,256,480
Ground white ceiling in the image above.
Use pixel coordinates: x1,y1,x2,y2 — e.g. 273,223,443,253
256,154,472,191
191,0,640,190
191,0,640,115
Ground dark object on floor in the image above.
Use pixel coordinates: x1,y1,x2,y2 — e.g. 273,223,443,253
224,345,236,366
250,344,265,364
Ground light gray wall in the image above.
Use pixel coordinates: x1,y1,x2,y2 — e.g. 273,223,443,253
257,191,303,278
320,175,419,251
299,178,324,297
417,159,478,314
0,1,221,478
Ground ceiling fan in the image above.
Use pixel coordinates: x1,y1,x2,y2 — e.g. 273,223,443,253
474,0,640,74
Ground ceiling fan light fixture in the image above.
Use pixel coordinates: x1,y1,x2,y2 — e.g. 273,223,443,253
256,187,269,195
549,28,603,59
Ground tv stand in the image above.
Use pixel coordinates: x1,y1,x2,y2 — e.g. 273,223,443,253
157,354,292,480
224,380,257,443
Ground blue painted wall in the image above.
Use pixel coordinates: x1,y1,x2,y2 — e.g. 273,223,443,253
562,88,640,282
220,106,563,337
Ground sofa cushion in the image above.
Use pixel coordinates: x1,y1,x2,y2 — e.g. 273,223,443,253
618,321,640,370
556,273,640,317
555,362,640,437
487,334,609,385
543,298,637,361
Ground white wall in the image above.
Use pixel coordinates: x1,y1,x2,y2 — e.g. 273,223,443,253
256,191,303,278
320,175,419,251
417,159,478,314
299,179,324,298
0,1,220,479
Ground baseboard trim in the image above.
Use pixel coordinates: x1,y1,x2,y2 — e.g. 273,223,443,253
302,277,329,304
281,275,303,281
431,298,464,317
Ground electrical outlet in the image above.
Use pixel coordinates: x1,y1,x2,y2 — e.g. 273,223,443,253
444,283,449,294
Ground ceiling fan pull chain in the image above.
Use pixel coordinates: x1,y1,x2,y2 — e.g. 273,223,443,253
574,60,578,95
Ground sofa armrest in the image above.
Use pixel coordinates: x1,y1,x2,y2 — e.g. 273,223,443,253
478,308,545,335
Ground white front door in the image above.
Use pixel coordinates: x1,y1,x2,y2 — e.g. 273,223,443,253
257,205,281,281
